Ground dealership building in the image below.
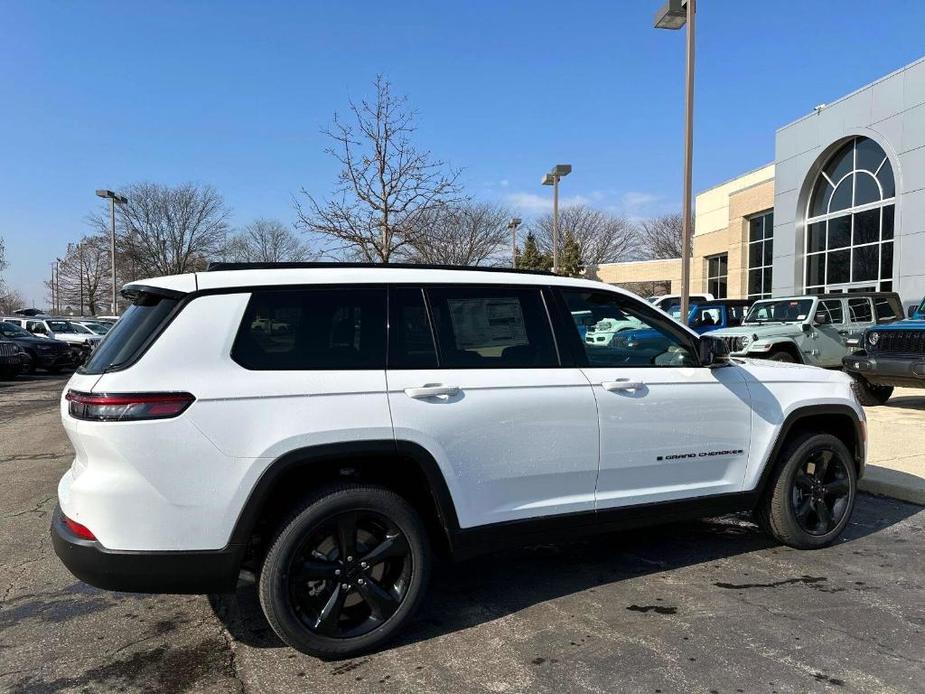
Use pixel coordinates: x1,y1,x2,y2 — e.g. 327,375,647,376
596,56,925,310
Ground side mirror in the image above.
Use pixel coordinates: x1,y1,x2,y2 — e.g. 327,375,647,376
813,311,829,325
698,335,729,366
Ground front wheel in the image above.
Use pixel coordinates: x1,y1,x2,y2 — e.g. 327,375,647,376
768,350,795,363
850,377,893,406
755,432,857,549
259,483,430,658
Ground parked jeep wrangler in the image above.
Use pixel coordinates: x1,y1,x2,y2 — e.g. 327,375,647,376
52,263,867,658
843,295,925,404
710,292,902,366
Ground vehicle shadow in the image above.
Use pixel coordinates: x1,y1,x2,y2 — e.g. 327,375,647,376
209,494,920,654
884,394,925,411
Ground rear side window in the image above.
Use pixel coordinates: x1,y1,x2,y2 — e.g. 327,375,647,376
425,286,557,368
848,298,873,323
82,294,178,374
818,299,844,323
873,297,899,322
232,288,386,370
388,287,438,369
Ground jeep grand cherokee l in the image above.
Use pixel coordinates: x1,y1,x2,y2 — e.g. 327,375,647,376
52,264,867,658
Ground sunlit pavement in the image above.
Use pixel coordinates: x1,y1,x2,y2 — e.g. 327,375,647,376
862,387,925,505
1,375,923,693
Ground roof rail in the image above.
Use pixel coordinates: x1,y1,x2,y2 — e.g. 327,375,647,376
205,261,555,276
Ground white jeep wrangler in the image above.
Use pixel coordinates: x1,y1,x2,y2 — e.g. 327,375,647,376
52,264,866,658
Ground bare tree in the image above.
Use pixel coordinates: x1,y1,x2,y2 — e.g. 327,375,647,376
44,235,111,316
399,202,511,266
89,182,231,280
0,288,25,315
296,76,461,262
0,236,6,278
637,213,691,259
227,218,313,263
531,205,639,267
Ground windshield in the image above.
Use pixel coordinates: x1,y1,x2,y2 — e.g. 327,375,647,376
745,299,814,324
47,320,77,332
82,322,110,334
0,322,31,338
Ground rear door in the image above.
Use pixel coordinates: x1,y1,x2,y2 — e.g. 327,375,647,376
555,288,753,508
385,284,600,529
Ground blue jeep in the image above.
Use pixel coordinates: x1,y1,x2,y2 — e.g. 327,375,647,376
611,299,752,353
843,296,925,405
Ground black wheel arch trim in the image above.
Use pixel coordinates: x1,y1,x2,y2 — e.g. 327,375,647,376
752,403,865,500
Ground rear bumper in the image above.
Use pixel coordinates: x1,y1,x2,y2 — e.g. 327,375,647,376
843,352,925,388
50,505,242,594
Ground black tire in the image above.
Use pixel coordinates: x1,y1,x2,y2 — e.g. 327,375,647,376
850,377,893,406
755,432,857,549
0,369,14,380
46,366,61,374
258,483,430,659
768,350,795,363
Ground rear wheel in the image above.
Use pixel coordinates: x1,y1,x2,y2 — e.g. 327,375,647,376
768,350,795,363
755,432,856,549
850,377,893,406
259,483,430,658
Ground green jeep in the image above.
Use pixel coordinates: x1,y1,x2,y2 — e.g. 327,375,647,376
711,292,903,366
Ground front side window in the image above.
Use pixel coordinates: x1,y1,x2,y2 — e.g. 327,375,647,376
706,254,728,299
748,211,774,299
804,137,895,294
425,286,557,369
0,322,30,338
561,290,697,368
745,299,815,324
231,288,386,370
388,287,438,369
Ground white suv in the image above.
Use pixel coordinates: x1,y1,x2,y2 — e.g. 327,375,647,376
52,264,866,658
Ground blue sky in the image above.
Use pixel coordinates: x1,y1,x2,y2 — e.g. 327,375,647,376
2,1,924,304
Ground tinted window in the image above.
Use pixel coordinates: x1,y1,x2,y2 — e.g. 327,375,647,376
818,299,844,324
426,286,557,369
0,322,30,338
848,298,873,323
389,287,437,369
82,294,179,374
562,290,697,368
232,288,386,370
873,297,899,322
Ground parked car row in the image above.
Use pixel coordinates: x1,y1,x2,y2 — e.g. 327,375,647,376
0,314,115,379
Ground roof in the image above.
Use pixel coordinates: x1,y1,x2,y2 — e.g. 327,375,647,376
123,264,626,296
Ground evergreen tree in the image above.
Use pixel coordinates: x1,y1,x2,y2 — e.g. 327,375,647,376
559,230,583,277
518,232,551,271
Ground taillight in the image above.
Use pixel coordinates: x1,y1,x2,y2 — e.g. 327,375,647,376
63,514,97,541
65,390,195,421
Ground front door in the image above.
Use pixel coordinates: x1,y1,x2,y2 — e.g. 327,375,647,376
811,298,848,366
385,285,600,529
557,288,753,509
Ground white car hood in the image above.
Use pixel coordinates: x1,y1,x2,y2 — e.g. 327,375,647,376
731,357,853,385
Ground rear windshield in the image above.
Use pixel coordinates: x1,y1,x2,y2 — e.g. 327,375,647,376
81,294,178,374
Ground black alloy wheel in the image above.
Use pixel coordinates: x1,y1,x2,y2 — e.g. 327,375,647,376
286,510,412,639
790,448,852,535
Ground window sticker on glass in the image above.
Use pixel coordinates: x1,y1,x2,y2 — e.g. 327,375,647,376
447,297,528,352
797,314,806,320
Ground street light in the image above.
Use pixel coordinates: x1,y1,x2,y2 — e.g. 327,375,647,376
96,189,127,316
508,217,523,268
654,0,695,320
541,164,572,273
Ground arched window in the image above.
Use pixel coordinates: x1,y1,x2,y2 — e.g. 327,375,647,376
804,137,895,294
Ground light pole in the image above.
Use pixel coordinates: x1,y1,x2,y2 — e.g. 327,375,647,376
541,164,572,273
96,189,127,315
508,217,522,268
49,262,56,314
654,0,695,320
55,258,61,314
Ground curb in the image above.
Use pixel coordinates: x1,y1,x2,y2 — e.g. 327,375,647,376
860,467,925,506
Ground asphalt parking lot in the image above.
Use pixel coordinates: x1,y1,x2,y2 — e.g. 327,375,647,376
1,375,924,693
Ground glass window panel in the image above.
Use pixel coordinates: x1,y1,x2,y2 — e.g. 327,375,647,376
848,298,873,323
880,241,893,281
810,177,832,218
827,249,850,284
807,222,826,252
828,216,851,249
719,254,728,275
829,177,853,212
763,267,772,294
806,253,825,287
881,280,893,291
766,212,773,232
824,140,855,185
855,137,887,173
749,241,763,268
853,208,880,245
878,159,895,198
854,172,881,206
819,299,844,324
388,287,438,369
748,269,763,296
749,217,764,242
852,245,879,282
882,205,894,240
763,237,774,266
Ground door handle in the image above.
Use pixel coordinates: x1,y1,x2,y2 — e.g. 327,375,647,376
403,384,460,399
601,379,645,392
